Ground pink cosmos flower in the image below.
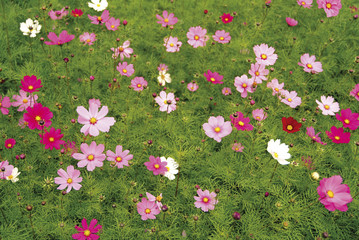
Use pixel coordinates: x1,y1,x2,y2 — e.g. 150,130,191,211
315,96,340,115
194,189,218,212
230,112,254,131
317,0,342,18
73,141,106,171
106,145,133,169
39,127,65,150
267,78,284,96
202,116,232,142
12,90,38,112
89,99,101,108
298,53,323,74
0,96,11,115
156,10,178,27
146,192,163,209
281,90,302,108
54,165,82,193
326,126,350,144
232,142,244,152
62,141,78,157
23,103,53,130
286,17,298,26
164,36,182,52
350,84,359,101
4,138,16,149
187,26,209,48
18,117,28,129
48,8,68,20
248,63,269,84
306,127,327,145
187,82,199,92
204,70,223,84
155,91,177,113
137,197,161,220
212,30,231,44
131,77,147,92
336,108,359,130
253,43,278,66
297,0,313,8
234,75,254,98
117,62,135,77
44,30,75,45
72,218,102,240
20,75,42,93
111,40,133,61
79,32,96,45
317,175,352,212
144,155,168,175
71,9,83,17
0,160,14,179
222,87,232,95
76,100,116,137
158,64,168,72
88,10,110,25
252,109,268,121
106,17,120,31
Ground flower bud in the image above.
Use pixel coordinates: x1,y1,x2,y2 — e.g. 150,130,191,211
232,212,241,220
311,172,320,180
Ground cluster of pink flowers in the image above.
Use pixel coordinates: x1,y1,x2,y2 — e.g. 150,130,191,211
111,40,134,61
88,9,121,31
137,193,161,220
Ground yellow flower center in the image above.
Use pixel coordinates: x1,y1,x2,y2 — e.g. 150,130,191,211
164,18,169,23
154,164,160,169
210,77,215,82
203,197,209,203
225,90,228,93
28,86,34,90
324,105,330,110
123,69,127,73
97,4,101,7
23,99,28,103
90,117,97,124
137,84,142,88
87,154,94,161
190,87,194,90
275,88,279,92
35,116,41,121
214,127,221,132
238,121,244,126
306,63,313,69
0,103,1,107
312,136,316,139
145,208,151,214
116,157,122,162
7,144,12,148
67,178,73,183
255,71,259,76
235,147,239,151
166,166,170,171
301,1,306,5
225,18,228,21
287,125,293,131
194,35,199,40
156,195,162,202
274,152,278,158
164,100,167,104
327,190,334,198
49,137,55,142
288,98,292,102
8,175,13,179
357,92,359,97
86,39,91,42
242,83,247,88
170,43,174,47
119,47,124,52
97,17,102,21
261,54,267,60
326,3,332,9
219,37,224,40
334,136,340,140
256,116,260,119
344,119,350,124
84,230,91,237
111,25,115,28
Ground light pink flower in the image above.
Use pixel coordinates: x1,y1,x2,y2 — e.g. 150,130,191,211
281,90,302,108
73,141,106,171
253,43,278,66
315,96,340,115
306,126,327,145
106,145,133,169
232,143,244,152
252,109,268,121
79,32,96,45
54,165,82,193
157,64,168,72
111,40,133,61
286,17,298,26
187,26,209,48
88,10,110,25
222,87,232,95
317,0,342,17
164,36,182,52
298,53,323,74
117,62,135,77
106,17,120,31
89,99,101,108
156,10,178,27
131,77,147,92
234,75,254,98
76,100,116,137
297,0,313,8
0,160,14,179
350,84,359,101
267,78,284,96
248,63,269,84
48,8,68,20
212,30,231,44
194,189,218,212
12,90,38,112
202,116,232,142
155,91,177,113
137,197,161,220
187,82,199,92
146,192,163,209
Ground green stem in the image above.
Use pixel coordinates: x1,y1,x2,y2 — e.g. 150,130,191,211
269,161,279,184
0,207,8,225
1,0,13,69
175,166,181,197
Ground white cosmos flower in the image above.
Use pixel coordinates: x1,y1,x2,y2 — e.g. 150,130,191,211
6,167,20,182
88,0,108,11
160,157,178,180
267,139,291,165
20,19,41,38
158,70,172,86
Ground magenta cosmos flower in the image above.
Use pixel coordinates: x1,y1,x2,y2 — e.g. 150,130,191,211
155,91,177,113
137,197,161,220
164,36,182,52
230,112,254,131
63,141,78,157
20,75,42,93
111,40,133,61
194,189,218,212
0,96,11,115
349,84,359,101
44,30,75,45
336,108,359,130
212,30,231,44
131,77,147,92
106,17,120,31
79,32,96,45
221,13,233,24
73,141,106,171
144,155,168,175
232,142,244,152
204,70,223,84
316,96,340,115
12,90,38,112
248,63,269,84
48,8,68,20
156,10,178,27
0,160,14,179
71,9,83,17
54,165,82,193
286,17,298,26
306,127,327,145
317,0,342,17
77,100,116,137
187,26,209,48
326,126,350,144
222,87,232,95
281,90,302,108
297,0,313,8
4,138,16,149
187,82,199,92
106,145,133,169
267,78,284,97
72,218,102,240
317,175,352,212
202,116,232,142
24,103,53,130
117,62,135,77
234,74,254,98
252,109,268,121
298,53,323,74
39,127,65,150
253,43,278,66
88,10,110,25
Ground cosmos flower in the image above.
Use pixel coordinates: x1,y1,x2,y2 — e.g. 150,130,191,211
88,0,108,12
131,77,147,92
248,63,269,84
194,189,218,212
267,78,284,97
325,126,350,144
281,90,302,108
72,218,102,239
144,155,168,175
6,167,20,183
315,96,340,115
297,0,313,8
230,112,254,131
117,62,135,77
267,139,291,165
158,64,168,72
0,95,11,115
221,13,233,24
72,141,106,171
146,192,163,209
88,9,110,25
62,141,78,157
253,43,278,66
20,75,42,93
54,165,82,193
48,8,68,20
0,160,14,179
158,71,172,86
306,127,327,145
23,103,53,130
187,82,199,92
44,30,75,45
160,157,179,180
252,109,268,121
232,142,244,152
317,0,342,17
12,90,38,112
187,26,209,48
39,127,65,150
137,197,161,220
204,70,223,84
349,84,359,101
164,36,182,52
156,10,178,27
71,9,83,17
154,91,177,113
111,40,133,61
202,116,232,142
282,117,302,133
298,53,323,74
4,138,16,149
335,108,359,130
106,145,133,169
20,18,41,37
222,87,232,95
286,17,298,26
234,74,254,98
79,32,96,45
105,17,120,31
212,30,231,44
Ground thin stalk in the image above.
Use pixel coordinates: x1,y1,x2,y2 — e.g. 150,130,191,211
0,207,8,225
269,161,279,184
1,0,14,69
29,212,35,240
175,167,181,197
